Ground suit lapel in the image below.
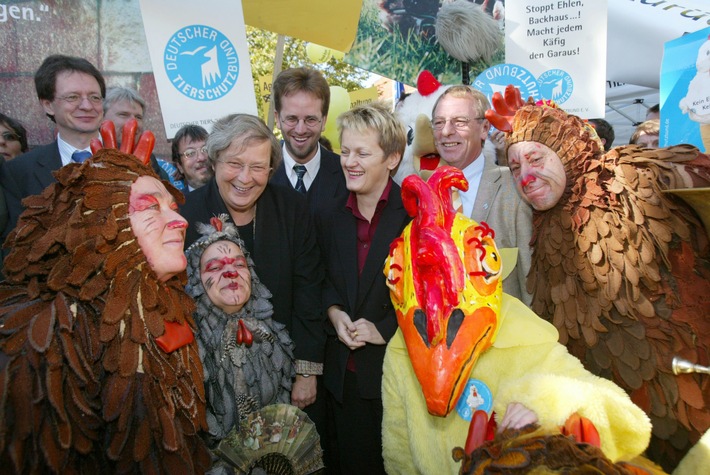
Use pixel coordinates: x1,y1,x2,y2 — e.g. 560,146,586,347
356,187,406,309
472,160,502,223
333,209,359,313
269,161,291,189
310,148,343,204
35,143,62,190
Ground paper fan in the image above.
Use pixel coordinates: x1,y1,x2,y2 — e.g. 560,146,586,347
216,404,324,475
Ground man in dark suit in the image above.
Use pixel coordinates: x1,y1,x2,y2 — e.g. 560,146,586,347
269,67,348,216
1,55,105,243
317,102,410,474
268,67,348,473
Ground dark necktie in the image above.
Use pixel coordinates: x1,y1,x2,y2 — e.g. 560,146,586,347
293,164,307,194
72,150,92,163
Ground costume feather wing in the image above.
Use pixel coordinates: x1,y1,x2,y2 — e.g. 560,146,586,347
0,283,211,474
112,280,210,474
528,145,710,471
197,306,295,445
0,287,103,473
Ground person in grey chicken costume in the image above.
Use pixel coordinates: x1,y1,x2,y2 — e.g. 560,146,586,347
185,214,295,470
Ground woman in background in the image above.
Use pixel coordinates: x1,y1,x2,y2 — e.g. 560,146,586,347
0,113,29,269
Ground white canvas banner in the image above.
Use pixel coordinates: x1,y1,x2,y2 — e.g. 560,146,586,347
138,0,257,138
607,0,710,89
505,0,607,118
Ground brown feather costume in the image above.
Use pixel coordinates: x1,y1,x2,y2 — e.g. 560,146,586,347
453,424,666,475
0,150,210,473
502,102,710,471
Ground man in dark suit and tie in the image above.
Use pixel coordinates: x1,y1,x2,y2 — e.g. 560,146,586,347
268,67,348,473
1,54,105,243
269,67,347,216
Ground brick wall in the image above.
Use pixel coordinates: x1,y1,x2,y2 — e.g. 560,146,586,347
0,0,173,159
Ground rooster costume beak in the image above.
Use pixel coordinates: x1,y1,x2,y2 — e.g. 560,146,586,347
385,166,503,416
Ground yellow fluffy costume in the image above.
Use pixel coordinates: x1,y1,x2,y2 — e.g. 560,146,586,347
381,167,651,474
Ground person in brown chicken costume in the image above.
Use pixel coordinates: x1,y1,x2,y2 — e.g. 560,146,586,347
486,87,710,472
0,121,210,473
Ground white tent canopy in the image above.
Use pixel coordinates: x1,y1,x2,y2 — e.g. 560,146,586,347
605,82,659,146
607,1,709,89
604,1,708,144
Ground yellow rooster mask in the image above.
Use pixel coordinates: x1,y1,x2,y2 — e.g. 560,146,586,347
385,166,503,416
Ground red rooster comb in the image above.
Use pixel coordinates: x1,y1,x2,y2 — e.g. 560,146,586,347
484,85,525,133
90,118,155,165
417,70,442,97
210,216,223,232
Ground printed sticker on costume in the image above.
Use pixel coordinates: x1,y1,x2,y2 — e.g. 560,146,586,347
164,25,240,101
537,69,573,104
456,378,493,422
473,63,540,104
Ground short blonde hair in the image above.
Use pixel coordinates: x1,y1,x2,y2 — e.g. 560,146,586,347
629,119,659,145
337,101,406,160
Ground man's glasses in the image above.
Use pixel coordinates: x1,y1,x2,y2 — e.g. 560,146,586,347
279,115,323,128
56,94,103,105
1,132,20,142
431,116,485,130
180,147,208,160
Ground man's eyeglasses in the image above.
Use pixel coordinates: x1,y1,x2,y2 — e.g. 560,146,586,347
1,132,20,142
431,116,485,130
279,115,323,128
56,94,103,105
180,147,208,160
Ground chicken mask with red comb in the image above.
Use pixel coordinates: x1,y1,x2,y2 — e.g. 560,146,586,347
384,166,503,416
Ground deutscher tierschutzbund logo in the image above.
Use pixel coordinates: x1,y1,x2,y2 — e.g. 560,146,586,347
164,25,240,101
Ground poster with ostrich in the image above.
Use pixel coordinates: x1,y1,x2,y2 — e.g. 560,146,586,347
345,0,506,86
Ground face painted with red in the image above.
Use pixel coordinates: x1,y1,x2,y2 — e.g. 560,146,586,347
507,141,567,211
200,240,252,314
129,176,188,281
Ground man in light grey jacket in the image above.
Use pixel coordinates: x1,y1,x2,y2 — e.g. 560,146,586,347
431,85,532,305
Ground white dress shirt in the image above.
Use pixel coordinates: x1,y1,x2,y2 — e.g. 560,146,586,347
57,133,100,166
281,144,322,191
458,152,485,218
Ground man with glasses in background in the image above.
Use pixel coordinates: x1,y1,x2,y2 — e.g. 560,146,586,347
103,86,173,183
270,67,347,216
172,124,213,193
431,85,533,305
1,54,105,243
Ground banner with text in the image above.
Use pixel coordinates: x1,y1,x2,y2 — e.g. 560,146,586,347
504,0,607,118
348,86,380,109
258,74,273,124
660,26,710,152
138,0,257,138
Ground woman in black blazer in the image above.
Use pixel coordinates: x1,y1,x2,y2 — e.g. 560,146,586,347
180,114,325,422
316,103,410,474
